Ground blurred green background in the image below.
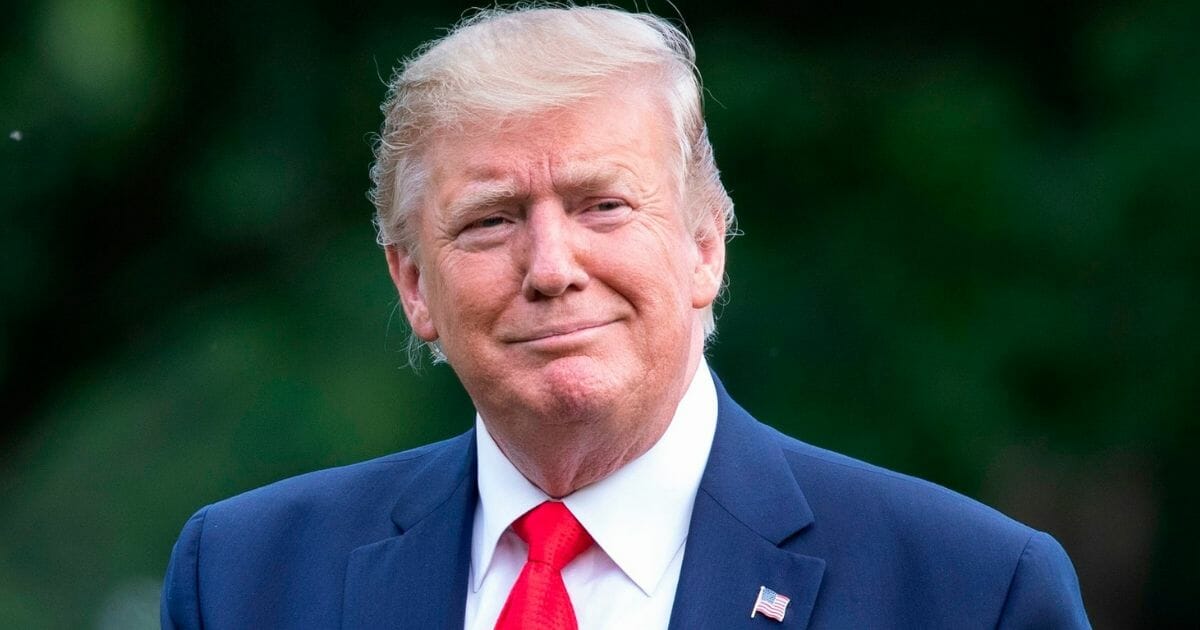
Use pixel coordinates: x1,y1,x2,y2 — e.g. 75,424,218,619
2,0,1196,627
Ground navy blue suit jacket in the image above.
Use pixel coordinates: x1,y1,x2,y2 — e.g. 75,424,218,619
162,377,1089,628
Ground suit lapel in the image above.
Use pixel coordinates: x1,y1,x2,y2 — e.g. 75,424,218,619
342,433,477,630
669,379,826,630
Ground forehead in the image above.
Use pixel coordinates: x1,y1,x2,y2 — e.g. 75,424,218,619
423,90,677,200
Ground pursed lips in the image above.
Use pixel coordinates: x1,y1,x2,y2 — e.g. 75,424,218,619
506,319,615,343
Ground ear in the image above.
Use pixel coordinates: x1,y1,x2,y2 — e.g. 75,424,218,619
385,245,439,342
690,212,727,309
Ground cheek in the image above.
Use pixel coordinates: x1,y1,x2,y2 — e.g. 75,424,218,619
612,251,696,321
429,254,516,323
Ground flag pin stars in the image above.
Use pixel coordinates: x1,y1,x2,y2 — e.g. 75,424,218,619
751,585,790,622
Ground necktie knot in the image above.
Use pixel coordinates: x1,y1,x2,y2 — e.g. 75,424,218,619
511,501,593,570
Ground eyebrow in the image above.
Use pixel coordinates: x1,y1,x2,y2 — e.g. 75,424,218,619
442,163,639,225
553,162,635,195
444,182,522,226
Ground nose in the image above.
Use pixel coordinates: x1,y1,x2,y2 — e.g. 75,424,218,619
521,204,589,300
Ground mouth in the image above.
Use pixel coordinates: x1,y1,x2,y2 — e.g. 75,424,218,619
507,320,615,344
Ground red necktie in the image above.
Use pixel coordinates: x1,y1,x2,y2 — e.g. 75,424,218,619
494,501,594,630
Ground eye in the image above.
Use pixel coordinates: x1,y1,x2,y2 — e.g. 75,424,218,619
590,199,629,212
453,213,514,245
466,215,510,230
578,198,633,230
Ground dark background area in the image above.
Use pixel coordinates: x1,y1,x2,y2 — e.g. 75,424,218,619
2,1,1196,627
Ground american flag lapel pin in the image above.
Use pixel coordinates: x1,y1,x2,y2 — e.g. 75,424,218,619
750,585,790,622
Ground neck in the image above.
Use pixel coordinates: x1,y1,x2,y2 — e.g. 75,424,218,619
491,426,664,498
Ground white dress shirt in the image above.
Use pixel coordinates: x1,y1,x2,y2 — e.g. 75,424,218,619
464,361,719,630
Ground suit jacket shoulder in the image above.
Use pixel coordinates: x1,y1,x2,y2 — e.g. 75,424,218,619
161,432,477,630
668,379,1090,629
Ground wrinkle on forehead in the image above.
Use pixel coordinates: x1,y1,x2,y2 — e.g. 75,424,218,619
425,88,678,229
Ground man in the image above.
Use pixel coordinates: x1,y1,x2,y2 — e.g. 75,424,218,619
162,5,1090,629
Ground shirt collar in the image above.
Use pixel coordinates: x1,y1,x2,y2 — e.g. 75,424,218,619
471,359,718,595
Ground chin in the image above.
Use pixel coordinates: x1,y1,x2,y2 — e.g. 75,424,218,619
529,356,626,421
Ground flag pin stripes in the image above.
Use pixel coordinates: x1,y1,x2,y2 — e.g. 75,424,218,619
750,585,790,622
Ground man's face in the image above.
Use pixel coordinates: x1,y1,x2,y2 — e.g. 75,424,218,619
387,88,724,430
